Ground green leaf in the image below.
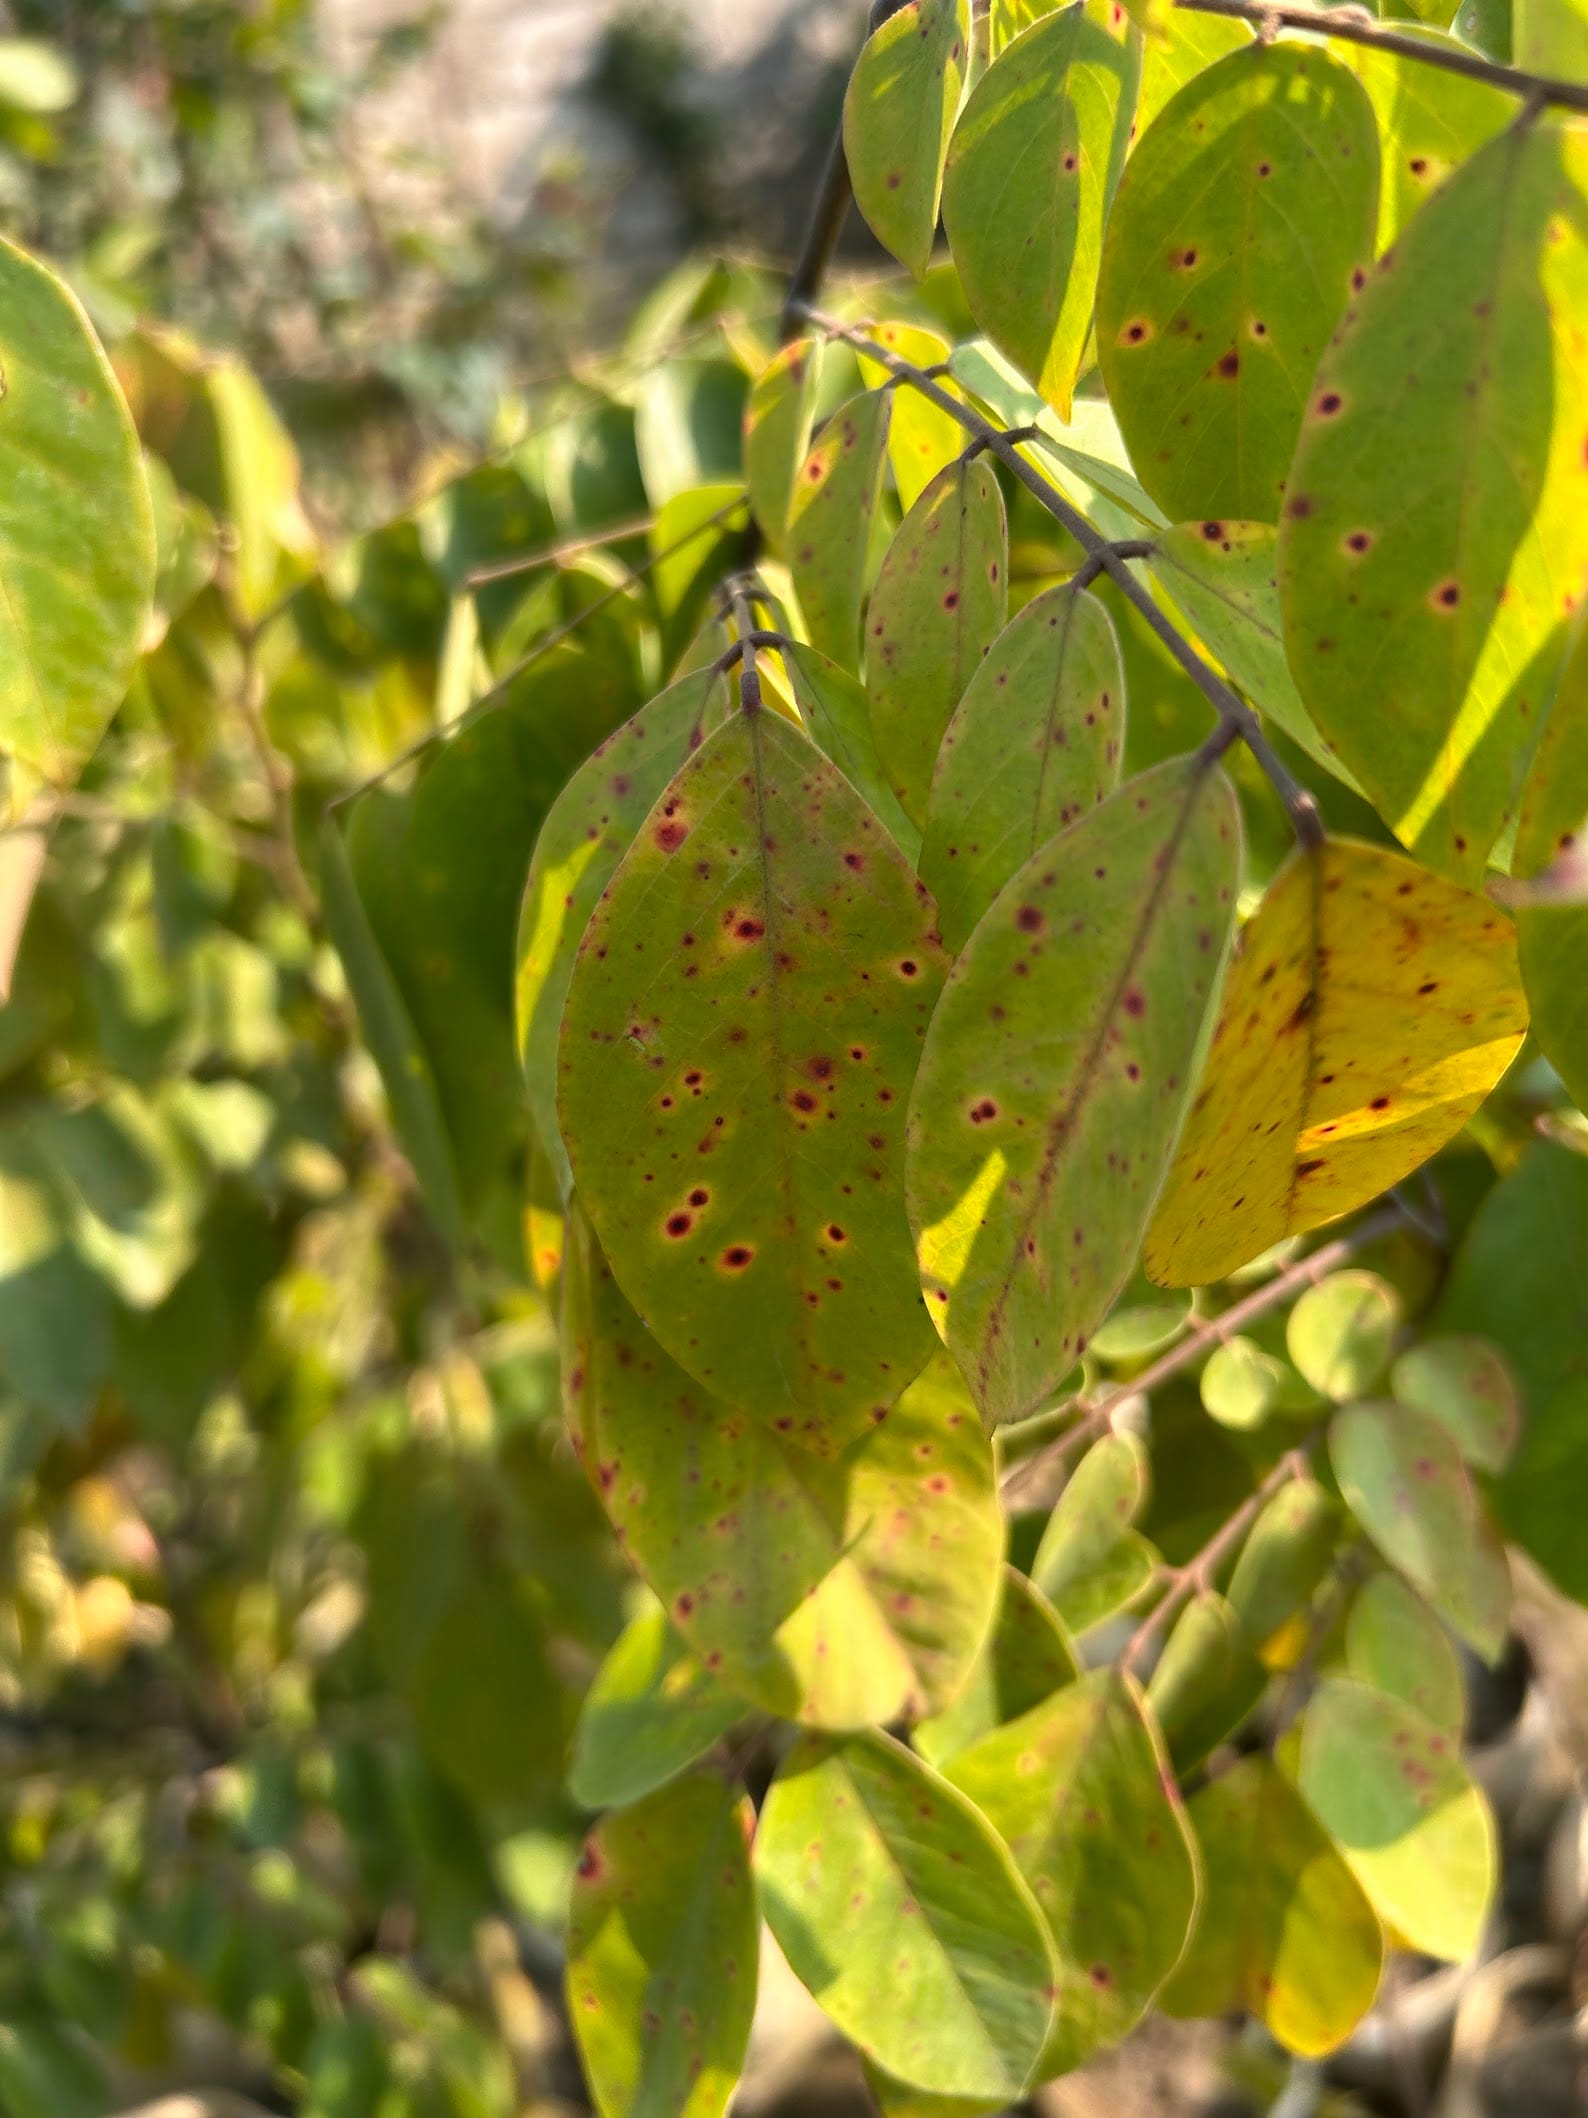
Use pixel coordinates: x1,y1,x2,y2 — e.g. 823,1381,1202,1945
1147,522,1347,780
1297,1676,1495,1963
1437,1140,1588,1418
1097,45,1378,524
1162,1756,1382,2056
844,0,971,277
1147,843,1527,1288
1030,1431,1148,1610
650,486,750,669
1345,1573,1465,1736
907,756,1240,1428
914,1565,1079,1769
563,1213,1003,1727
1514,0,1588,76
1134,10,1249,135
756,1731,1056,2101
567,1775,758,2118
1496,1374,1588,1603
516,666,733,1197
569,1607,745,1812
1330,1398,1510,1661
744,339,821,551
988,0,1066,58
1286,1271,1401,1403
863,2065,1003,2118
1146,1591,1267,1773
0,1114,113,1424
634,358,749,505
944,1670,1200,2080
784,641,923,859
0,239,154,791
868,454,1008,828
1391,1336,1521,1474
559,687,947,1438
1511,612,1588,1116
859,322,969,512
1279,119,1588,884
918,581,1124,953
1225,1477,1338,1660
941,1,1137,417
788,390,893,669
538,395,649,537
409,1568,559,1814
321,816,466,1247
1346,30,1511,250
1200,1336,1316,1433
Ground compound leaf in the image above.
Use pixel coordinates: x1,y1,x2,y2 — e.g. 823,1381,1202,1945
945,1670,1200,2080
560,691,947,1439
844,0,971,277
563,1214,1003,1729
0,237,155,791
907,756,1240,1428
1097,45,1378,525
942,1,1137,418
1162,1756,1382,2057
567,1774,758,2118
919,581,1124,953
1330,1398,1511,1661
1297,1676,1496,1963
1146,840,1528,1288
1278,118,1588,883
756,1731,1056,2101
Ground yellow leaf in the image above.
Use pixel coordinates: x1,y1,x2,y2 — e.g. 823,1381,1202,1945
1147,839,1526,1287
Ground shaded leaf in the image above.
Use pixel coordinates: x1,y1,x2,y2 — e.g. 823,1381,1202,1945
1496,1375,1588,1604
516,666,733,1197
1201,1335,1317,1432
859,322,969,512
784,641,923,859
635,358,749,506
1162,1756,1382,2056
1515,0,1588,76
942,2,1137,417
1226,1477,1338,1659
756,1731,1056,2100
1097,46,1378,524
563,1213,1003,1728
1146,1590,1267,1773
844,0,971,277
918,581,1124,953
569,1607,745,1812
409,1569,558,1814
1030,1431,1148,1610
744,339,822,551
1147,841,1527,1288
945,1670,1200,2080
788,390,893,669
1297,1676,1495,1963
1287,1271,1400,1403
907,756,1240,1428
0,238,154,790
567,1775,758,2118
1330,1398,1510,1660
1279,119,1588,883
1511,611,1588,1115
1345,1573,1465,1737
868,453,1008,828
914,1566,1079,1770
559,690,947,1437
1391,1336,1521,1474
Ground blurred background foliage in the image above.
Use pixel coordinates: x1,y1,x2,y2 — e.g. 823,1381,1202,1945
1,3,1586,2116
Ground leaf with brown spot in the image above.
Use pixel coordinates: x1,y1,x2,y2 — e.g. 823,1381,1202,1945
919,580,1124,952
1345,29,1511,250
1097,44,1379,524
567,1773,758,2118
517,666,734,1197
561,1208,1003,1729
757,1731,1057,2100
907,757,1241,1429
844,0,970,279
1146,838,1527,1290
559,687,947,1436
941,1,1138,419
858,321,971,512
867,453,1008,831
787,388,893,671
743,336,822,553
944,1670,1201,2081
1279,118,1588,882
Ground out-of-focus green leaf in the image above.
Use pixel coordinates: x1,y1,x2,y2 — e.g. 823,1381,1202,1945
1391,1336,1521,1474
569,1607,744,1811
1345,1573,1465,1736
1146,1591,1266,1773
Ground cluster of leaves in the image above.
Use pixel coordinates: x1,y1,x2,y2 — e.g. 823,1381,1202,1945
4,0,1588,2114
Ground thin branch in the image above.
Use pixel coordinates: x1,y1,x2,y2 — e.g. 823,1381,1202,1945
1176,0,1588,115
793,303,1325,849
999,1202,1405,1511
464,513,655,589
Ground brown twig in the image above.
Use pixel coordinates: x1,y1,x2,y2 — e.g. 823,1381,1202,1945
792,303,1325,850
1176,0,1588,114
